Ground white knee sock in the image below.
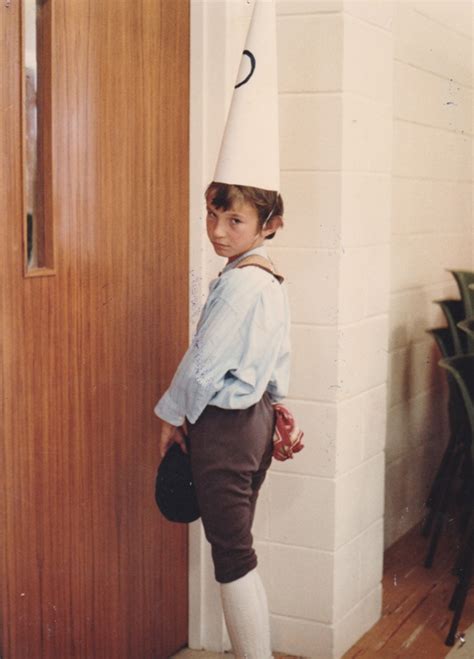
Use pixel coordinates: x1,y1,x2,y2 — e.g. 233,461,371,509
220,568,273,659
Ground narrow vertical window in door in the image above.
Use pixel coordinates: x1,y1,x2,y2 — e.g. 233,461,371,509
23,0,54,276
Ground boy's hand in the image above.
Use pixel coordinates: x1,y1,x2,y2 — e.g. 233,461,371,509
159,420,188,458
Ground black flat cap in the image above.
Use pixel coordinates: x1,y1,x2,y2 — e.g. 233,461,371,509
155,440,200,524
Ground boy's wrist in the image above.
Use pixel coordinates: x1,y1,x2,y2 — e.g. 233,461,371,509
154,391,185,426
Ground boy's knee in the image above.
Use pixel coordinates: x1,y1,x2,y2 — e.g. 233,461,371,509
213,547,258,584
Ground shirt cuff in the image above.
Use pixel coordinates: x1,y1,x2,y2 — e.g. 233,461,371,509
154,390,185,426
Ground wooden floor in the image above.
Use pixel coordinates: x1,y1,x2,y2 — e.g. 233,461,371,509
343,520,474,658
175,520,474,658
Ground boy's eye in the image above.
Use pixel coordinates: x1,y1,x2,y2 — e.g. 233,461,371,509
230,217,242,224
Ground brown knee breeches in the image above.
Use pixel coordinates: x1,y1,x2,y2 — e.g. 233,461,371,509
188,393,275,584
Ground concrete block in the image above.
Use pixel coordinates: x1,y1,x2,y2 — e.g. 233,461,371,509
343,12,393,105
391,178,473,237
277,0,343,15
438,234,474,272
269,472,336,550
383,457,404,548
340,173,391,248
333,585,382,657
290,325,339,402
267,544,335,623
365,244,391,317
359,519,384,599
338,247,370,325
254,540,272,597
393,120,471,182
385,434,448,549
388,285,457,352
280,95,343,171
388,338,442,408
270,399,337,478
335,394,365,475
277,171,342,250
333,518,383,619
407,388,448,450
411,338,441,398
384,455,418,548
278,14,343,92
394,3,472,87
270,614,333,658
411,0,472,38
273,248,340,325
385,399,411,464
336,316,389,399
388,235,421,293
337,243,390,324
343,0,394,31
394,60,472,135
363,384,387,461
252,477,271,540
333,536,360,620
335,452,385,547
389,232,466,293
342,93,393,173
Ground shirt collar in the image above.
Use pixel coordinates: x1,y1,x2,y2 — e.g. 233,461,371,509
220,245,269,276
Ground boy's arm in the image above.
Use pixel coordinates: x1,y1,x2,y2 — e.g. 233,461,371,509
154,295,245,427
266,330,291,403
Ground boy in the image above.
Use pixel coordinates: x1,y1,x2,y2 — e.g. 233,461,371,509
154,181,290,658
155,1,287,654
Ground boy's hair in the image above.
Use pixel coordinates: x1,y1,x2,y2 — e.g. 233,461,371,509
205,182,284,240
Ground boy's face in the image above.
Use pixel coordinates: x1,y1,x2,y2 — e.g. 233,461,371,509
206,198,273,262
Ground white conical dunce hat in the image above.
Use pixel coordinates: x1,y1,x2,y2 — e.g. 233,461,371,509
213,0,280,193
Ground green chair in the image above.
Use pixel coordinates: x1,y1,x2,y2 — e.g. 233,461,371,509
458,318,474,342
434,299,468,355
438,355,474,646
422,348,470,564
449,270,474,352
426,327,455,359
448,269,474,317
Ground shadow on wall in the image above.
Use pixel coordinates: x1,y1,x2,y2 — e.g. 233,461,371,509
385,334,449,546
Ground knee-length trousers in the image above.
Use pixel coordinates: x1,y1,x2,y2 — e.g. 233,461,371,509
188,393,275,584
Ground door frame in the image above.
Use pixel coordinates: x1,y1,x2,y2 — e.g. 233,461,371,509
188,0,256,650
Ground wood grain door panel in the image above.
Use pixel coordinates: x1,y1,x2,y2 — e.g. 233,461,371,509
1,1,189,657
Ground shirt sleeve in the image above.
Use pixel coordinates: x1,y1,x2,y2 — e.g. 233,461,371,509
154,294,247,425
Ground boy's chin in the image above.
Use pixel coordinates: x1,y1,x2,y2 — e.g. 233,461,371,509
211,243,254,262
211,243,229,256
211,243,240,259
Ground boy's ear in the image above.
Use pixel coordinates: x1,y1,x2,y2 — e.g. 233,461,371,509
262,215,284,237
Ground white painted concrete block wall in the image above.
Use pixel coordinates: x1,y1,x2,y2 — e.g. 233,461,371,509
189,1,473,656
385,1,474,548
258,4,343,654
253,1,393,656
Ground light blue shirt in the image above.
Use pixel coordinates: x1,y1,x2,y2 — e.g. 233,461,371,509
154,245,291,426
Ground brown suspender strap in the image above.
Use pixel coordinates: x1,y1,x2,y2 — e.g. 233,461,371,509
236,255,284,284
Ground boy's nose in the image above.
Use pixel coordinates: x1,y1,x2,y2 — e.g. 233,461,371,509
212,221,226,239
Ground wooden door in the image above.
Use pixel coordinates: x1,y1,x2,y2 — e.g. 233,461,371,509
0,1,189,657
